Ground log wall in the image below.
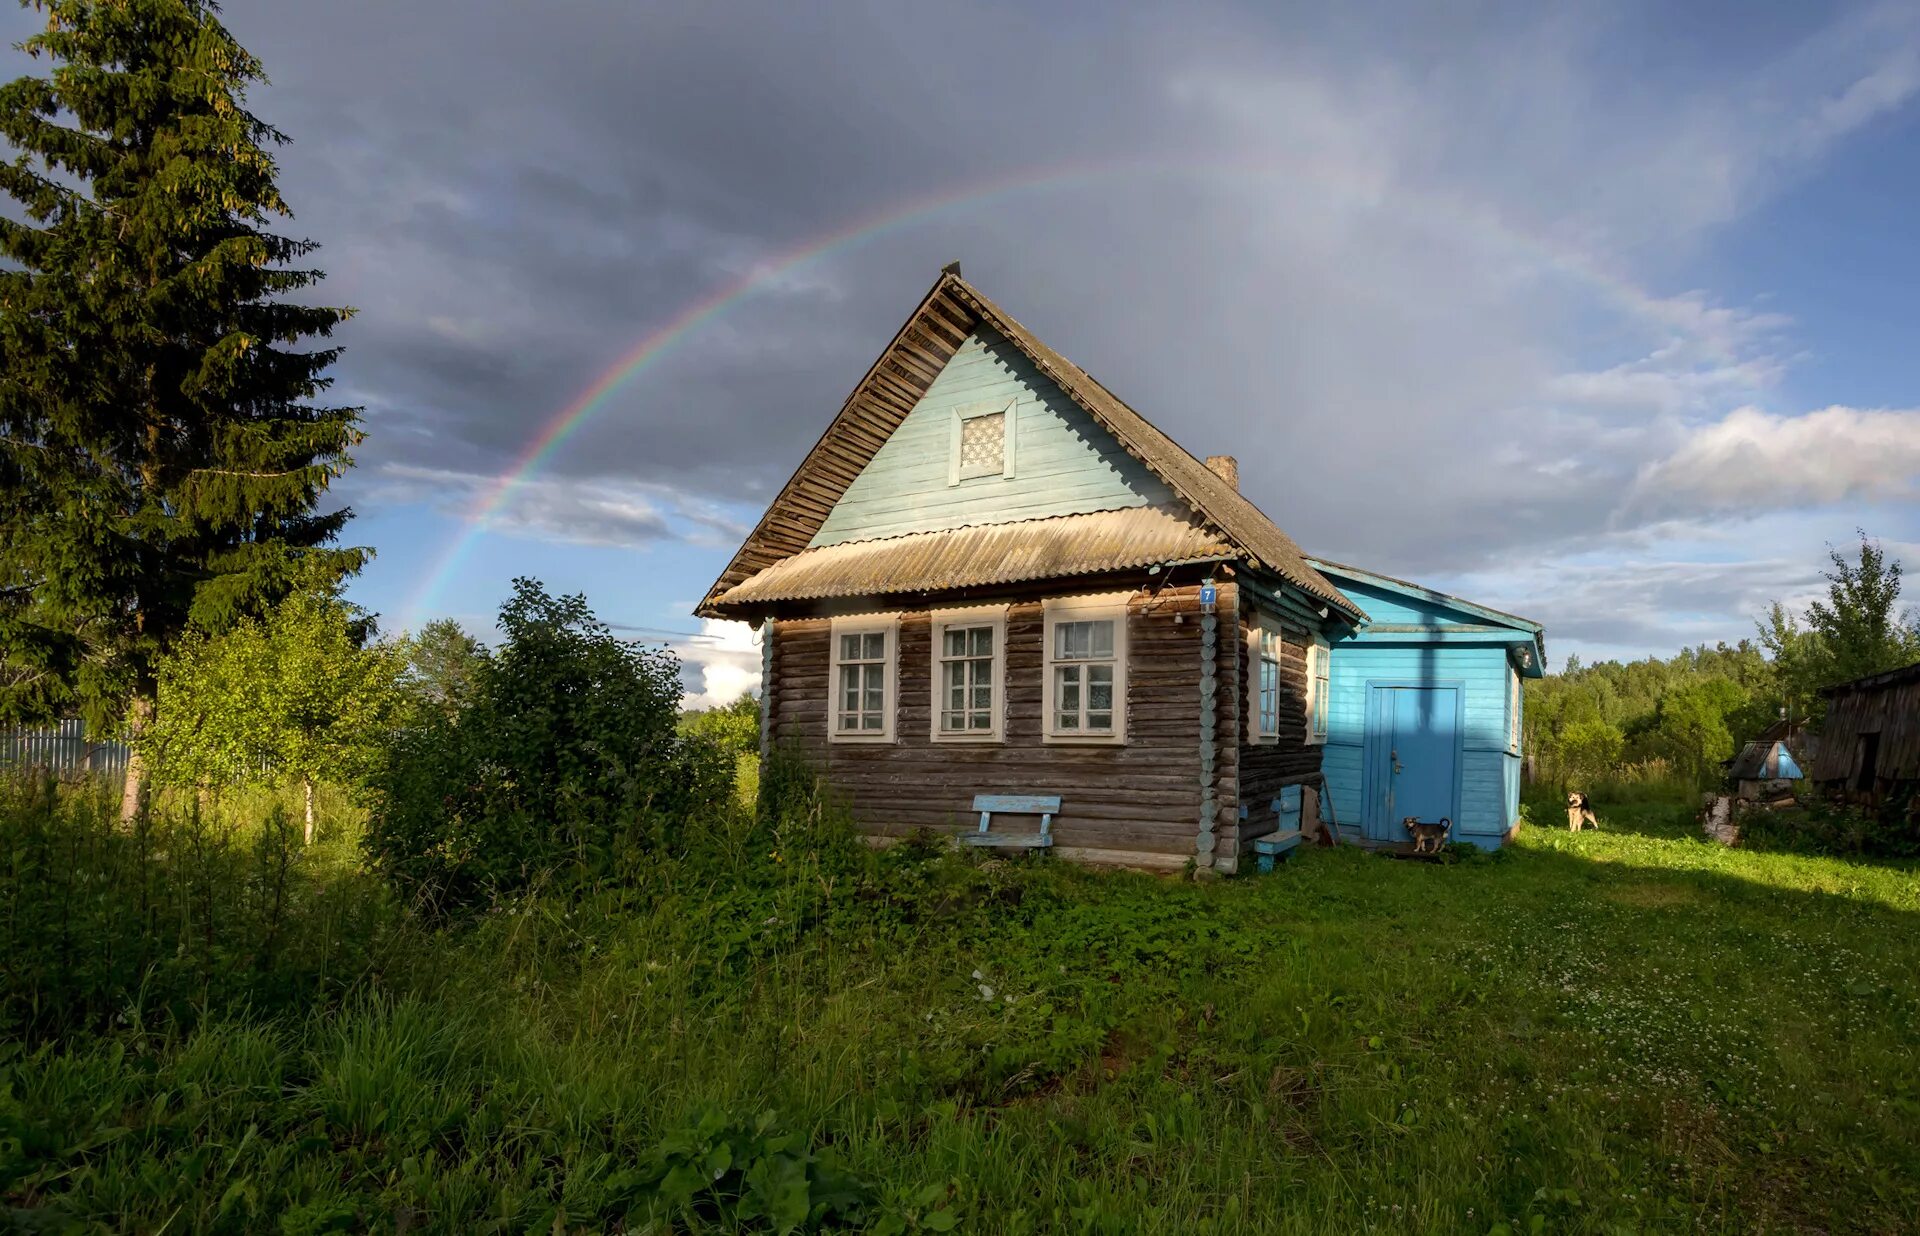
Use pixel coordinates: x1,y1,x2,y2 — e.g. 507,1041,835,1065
769,583,1229,866
1234,599,1325,861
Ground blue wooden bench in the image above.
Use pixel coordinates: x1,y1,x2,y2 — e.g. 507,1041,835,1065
1250,785,1306,872
964,794,1059,849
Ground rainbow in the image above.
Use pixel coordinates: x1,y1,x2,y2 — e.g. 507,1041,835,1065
400,156,1674,627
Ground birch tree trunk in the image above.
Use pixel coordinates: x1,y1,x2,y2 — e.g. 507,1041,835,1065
303,775,315,845
119,695,153,827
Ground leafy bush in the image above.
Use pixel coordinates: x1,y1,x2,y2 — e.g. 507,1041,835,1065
624,1106,891,1234
1739,789,1920,859
682,689,762,755
363,579,735,912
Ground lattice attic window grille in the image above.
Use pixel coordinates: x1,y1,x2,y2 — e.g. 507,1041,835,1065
949,400,1015,483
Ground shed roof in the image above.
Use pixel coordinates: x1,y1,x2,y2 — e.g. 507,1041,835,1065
1726,741,1783,780
698,268,1364,623
711,505,1232,608
1818,659,1920,697
1307,556,1548,674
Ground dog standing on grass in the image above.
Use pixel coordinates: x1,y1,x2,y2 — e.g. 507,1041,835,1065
1566,791,1599,833
1403,816,1451,854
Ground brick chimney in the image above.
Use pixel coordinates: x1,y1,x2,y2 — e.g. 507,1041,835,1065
1204,455,1239,491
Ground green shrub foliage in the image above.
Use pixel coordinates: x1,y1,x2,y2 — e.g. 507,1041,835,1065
364,578,732,911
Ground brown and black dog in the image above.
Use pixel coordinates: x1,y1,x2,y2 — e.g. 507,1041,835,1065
1403,815,1452,854
1566,791,1599,832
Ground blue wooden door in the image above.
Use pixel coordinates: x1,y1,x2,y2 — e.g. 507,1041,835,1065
1367,686,1461,841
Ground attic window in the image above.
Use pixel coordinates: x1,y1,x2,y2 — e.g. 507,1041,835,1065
949,399,1016,484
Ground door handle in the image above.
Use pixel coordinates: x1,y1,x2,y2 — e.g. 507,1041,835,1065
1391,748,1403,776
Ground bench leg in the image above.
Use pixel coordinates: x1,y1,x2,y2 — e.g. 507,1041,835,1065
1257,853,1275,874
1039,813,1052,846
978,810,992,835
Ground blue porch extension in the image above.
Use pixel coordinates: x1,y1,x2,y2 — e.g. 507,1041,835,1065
1308,560,1545,850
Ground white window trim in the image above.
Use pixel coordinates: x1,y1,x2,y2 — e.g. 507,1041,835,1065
929,604,1008,743
1041,592,1131,745
1247,613,1285,745
947,397,1018,486
1508,665,1521,753
827,613,899,744
1305,636,1330,745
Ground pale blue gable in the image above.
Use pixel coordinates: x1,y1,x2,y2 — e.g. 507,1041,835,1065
811,327,1172,547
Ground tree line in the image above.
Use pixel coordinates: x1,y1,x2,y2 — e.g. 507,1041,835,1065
1526,534,1920,792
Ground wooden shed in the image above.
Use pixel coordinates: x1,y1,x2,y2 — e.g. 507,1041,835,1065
698,267,1543,870
1809,662,1920,804
1724,715,1812,800
1306,560,1545,847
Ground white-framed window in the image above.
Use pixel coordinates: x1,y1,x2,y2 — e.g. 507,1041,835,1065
948,398,1017,484
1248,615,1284,743
1305,636,1330,744
931,605,1006,742
1042,593,1129,744
1508,665,1521,753
828,614,898,743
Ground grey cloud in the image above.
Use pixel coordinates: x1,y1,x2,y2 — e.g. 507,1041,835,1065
5,0,1916,639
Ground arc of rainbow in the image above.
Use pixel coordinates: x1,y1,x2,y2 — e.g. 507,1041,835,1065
401,155,1670,628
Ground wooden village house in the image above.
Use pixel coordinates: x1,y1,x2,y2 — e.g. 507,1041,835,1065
697,267,1546,872
1809,661,1920,805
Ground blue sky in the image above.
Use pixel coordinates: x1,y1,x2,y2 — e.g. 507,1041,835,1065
13,0,1917,702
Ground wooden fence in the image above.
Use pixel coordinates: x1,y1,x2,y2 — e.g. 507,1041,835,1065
0,719,130,780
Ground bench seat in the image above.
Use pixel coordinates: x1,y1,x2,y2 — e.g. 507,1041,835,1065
1251,829,1303,872
965,794,1059,849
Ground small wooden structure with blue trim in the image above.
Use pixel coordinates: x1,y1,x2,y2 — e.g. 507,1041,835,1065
965,794,1059,849
1306,559,1545,850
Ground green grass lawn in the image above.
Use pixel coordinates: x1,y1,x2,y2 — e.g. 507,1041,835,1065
4,789,1917,1233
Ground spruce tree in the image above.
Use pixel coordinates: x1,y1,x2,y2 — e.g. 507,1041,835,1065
0,0,364,816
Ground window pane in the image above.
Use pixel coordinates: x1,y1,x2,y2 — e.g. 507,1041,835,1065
861,632,884,660
943,628,965,657
1056,664,1080,729
840,633,861,660
1086,711,1112,731
969,626,993,656
1087,666,1112,711
1089,620,1113,658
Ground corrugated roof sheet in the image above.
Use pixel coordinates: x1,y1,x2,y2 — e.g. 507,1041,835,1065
710,506,1232,608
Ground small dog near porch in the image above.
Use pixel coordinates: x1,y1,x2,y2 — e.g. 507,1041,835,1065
1402,815,1451,854
1566,791,1599,832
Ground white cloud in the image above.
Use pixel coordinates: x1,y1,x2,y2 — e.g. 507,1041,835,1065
1629,405,1920,516
671,620,761,710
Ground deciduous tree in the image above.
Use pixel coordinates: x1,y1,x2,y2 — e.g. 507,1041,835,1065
140,584,405,842
1803,532,1920,688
